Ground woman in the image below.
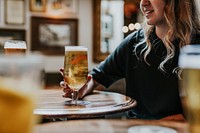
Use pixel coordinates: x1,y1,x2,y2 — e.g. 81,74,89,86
61,0,200,119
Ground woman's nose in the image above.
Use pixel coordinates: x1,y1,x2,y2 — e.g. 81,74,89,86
140,0,150,6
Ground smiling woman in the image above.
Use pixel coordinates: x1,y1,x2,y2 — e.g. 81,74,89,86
68,0,200,120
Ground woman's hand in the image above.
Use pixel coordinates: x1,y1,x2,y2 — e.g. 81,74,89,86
59,68,94,99
60,80,74,98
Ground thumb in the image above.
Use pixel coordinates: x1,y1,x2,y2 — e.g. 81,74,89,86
87,75,92,81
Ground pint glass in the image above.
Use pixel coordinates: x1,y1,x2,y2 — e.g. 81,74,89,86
0,53,44,133
63,46,89,105
179,44,200,133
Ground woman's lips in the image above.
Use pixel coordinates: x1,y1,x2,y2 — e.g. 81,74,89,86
144,10,154,18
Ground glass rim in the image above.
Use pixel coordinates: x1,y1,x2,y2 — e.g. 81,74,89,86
180,44,200,53
64,46,88,51
179,44,200,69
4,40,27,49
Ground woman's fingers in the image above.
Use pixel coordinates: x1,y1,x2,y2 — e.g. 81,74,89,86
63,87,73,93
60,80,73,98
87,75,92,83
60,70,92,99
60,68,64,76
60,81,67,88
62,92,72,98
62,87,73,98
60,68,74,98
60,81,73,93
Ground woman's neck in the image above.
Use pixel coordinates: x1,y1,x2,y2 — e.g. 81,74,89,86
155,25,168,40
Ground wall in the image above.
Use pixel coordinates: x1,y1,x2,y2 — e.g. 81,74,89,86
44,0,97,72
0,0,97,74
78,0,97,71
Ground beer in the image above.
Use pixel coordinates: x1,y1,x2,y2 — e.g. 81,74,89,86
4,48,26,54
179,45,200,133
64,46,88,91
180,69,200,133
4,40,27,55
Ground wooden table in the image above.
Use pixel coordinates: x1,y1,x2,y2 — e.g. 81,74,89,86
34,119,188,133
34,89,136,119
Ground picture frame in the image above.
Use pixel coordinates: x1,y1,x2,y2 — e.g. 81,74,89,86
0,29,26,53
5,0,25,24
101,13,114,39
31,17,78,55
30,0,47,12
47,0,78,15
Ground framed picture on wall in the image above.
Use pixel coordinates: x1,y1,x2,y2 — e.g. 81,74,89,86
30,0,47,12
31,17,78,55
5,0,25,24
47,0,78,15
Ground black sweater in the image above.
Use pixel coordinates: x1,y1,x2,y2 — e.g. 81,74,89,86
90,28,200,119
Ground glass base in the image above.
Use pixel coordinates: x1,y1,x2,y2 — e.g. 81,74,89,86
64,100,90,106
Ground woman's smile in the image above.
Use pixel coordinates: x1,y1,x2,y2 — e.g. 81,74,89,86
143,8,154,18
140,0,166,26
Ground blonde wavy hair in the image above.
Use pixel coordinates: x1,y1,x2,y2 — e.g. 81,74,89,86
135,0,200,72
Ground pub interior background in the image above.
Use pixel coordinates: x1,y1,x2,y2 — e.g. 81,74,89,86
0,0,142,89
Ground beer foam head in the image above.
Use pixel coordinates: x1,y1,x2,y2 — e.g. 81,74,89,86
65,46,88,51
4,40,27,49
179,45,200,69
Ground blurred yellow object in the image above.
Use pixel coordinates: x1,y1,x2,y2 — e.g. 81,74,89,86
0,87,35,133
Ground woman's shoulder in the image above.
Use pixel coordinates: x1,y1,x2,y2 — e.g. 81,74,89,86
118,29,145,49
113,29,145,55
126,28,145,41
